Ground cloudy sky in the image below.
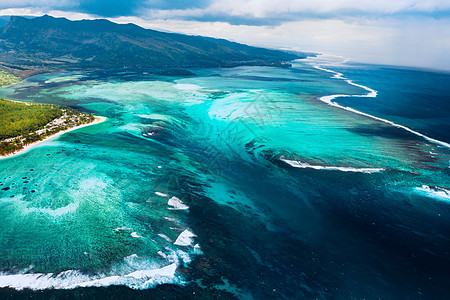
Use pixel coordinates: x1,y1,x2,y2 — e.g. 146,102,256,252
1,0,449,70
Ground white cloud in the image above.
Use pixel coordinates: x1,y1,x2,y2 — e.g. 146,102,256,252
0,8,97,20
0,6,449,71
109,15,450,70
140,0,450,20
0,8,44,16
0,1,74,9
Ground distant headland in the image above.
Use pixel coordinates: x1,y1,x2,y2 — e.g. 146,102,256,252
0,15,310,78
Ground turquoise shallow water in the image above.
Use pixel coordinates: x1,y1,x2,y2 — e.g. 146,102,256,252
0,57,449,298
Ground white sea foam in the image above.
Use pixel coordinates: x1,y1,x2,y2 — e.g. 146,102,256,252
168,196,189,210
174,250,192,264
158,233,172,242
126,263,177,279
174,229,196,246
194,244,203,254
415,185,450,202
173,83,201,91
114,226,132,232
0,261,180,291
155,192,168,197
131,232,143,238
72,263,178,289
0,270,91,290
0,222,202,291
70,275,121,288
157,251,167,258
281,158,383,173
124,253,139,260
164,216,177,222
314,66,450,149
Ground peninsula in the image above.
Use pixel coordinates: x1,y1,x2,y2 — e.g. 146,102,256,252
0,98,103,158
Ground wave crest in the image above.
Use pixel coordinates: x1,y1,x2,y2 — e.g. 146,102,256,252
281,158,383,173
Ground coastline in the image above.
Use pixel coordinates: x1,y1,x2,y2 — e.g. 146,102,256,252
0,115,107,160
313,65,450,149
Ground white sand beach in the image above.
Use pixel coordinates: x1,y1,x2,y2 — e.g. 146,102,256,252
0,116,107,160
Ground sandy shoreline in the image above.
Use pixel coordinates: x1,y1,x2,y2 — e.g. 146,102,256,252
0,115,107,160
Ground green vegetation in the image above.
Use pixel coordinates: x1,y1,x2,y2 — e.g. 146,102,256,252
0,15,304,75
0,99,62,139
0,71,20,87
0,98,94,156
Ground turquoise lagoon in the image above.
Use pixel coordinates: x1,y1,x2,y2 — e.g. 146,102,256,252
0,57,449,298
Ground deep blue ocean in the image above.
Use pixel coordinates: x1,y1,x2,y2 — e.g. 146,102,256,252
332,63,450,143
0,56,449,299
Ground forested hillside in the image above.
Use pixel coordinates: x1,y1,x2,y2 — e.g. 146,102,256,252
0,99,62,140
0,15,303,77
0,99,94,155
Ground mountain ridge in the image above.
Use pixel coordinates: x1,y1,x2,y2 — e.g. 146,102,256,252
0,15,304,77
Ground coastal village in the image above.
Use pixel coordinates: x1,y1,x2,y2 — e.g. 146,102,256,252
0,99,96,157
2,108,94,143
35,109,94,136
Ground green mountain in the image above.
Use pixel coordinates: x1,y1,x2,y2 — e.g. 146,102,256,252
0,15,302,76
